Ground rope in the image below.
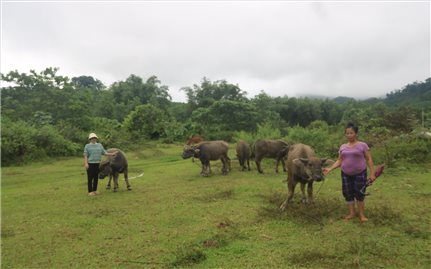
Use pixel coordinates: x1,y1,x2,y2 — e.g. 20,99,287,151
128,172,144,180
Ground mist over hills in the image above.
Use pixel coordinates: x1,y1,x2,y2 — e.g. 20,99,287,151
300,78,430,107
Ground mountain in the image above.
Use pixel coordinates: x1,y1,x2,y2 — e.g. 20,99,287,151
383,78,431,108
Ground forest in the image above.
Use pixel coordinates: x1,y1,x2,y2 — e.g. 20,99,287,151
1,67,430,166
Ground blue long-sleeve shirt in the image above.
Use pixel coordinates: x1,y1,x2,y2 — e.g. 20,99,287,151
83,143,107,163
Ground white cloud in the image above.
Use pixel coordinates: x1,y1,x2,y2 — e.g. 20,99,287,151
2,1,430,102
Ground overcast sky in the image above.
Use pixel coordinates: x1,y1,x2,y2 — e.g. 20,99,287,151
1,1,430,102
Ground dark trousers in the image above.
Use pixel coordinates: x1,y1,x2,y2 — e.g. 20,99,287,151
87,163,100,193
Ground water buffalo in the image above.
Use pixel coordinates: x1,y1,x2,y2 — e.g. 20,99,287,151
186,135,204,145
99,148,131,192
236,140,251,171
280,143,333,210
182,141,231,176
253,139,289,173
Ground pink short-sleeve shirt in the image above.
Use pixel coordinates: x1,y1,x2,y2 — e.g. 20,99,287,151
339,141,369,176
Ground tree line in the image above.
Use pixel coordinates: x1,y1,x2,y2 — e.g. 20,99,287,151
1,67,430,166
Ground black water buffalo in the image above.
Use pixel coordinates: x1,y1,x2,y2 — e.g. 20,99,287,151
236,140,251,171
280,143,333,210
99,148,131,192
253,139,289,173
182,141,230,176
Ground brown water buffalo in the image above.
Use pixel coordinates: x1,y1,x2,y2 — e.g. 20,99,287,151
280,143,333,210
186,135,204,145
236,140,251,171
253,139,289,173
182,141,230,176
99,148,131,192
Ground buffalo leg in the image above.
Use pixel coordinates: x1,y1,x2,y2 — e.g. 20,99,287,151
307,182,314,203
280,178,297,210
275,158,280,173
113,172,119,192
300,183,307,203
246,158,250,171
106,174,112,189
255,156,264,174
124,169,132,191
281,158,287,172
201,160,210,176
221,157,228,175
200,160,206,176
238,156,244,171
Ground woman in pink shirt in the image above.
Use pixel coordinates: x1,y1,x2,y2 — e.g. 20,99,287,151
323,123,376,222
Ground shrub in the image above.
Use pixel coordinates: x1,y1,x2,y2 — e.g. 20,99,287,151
1,119,80,165
1,119,38,165
285,124,334,156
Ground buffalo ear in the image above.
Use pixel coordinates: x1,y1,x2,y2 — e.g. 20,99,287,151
322,159,335,167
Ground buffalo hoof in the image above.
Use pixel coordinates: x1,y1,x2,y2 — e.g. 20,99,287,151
127,187,132,191
280,201,288,211
106,185,111,190
114,188,118,192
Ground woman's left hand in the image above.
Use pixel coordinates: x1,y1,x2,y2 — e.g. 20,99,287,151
368,174,377,182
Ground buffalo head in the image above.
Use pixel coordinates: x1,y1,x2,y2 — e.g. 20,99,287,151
293,157,333,182
182,145,200,159
98,160,112,179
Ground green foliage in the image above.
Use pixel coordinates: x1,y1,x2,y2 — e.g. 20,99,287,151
161,120,188,143
1,118,80,165
190,100,259,141
384,133,431,166
123,104,168,139
1,119,38,165
385,78,431,108
233,123,282,146
1,67,429,166
285,123,334,156
182,77,248,109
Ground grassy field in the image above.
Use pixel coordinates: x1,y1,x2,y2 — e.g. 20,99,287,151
2,143,430,268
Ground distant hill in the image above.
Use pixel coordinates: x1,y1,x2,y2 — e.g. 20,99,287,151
302,78,430,108
332,96,356,104
383,78,431,108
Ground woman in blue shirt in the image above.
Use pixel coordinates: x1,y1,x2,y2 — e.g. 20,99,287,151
83,133,116,196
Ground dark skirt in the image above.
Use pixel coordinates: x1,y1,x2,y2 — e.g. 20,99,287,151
341,169,367,202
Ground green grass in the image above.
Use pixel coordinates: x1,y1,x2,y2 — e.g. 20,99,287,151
2,143,430,268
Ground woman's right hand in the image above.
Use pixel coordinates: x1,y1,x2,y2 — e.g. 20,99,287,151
323,168,331,176
84,163,89,170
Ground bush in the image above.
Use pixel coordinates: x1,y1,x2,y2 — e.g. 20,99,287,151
1,119,80,165
285,124,335,156
1,119,38,165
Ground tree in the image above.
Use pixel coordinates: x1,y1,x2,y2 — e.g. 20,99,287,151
71,75,105,90
182,77,248,109
190,100,259,139
111,75,171,107
123,104,168,139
